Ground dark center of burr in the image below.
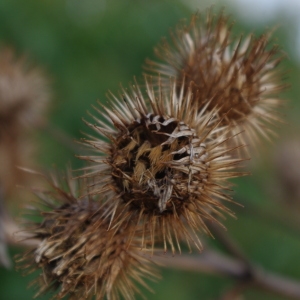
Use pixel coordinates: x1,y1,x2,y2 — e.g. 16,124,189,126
111,114,201,215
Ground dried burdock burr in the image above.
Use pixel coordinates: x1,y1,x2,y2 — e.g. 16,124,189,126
144,10,287,152
17,170,157,300
0,47,50,195
80,78,245,254
0,47,50,269
0,48,50,129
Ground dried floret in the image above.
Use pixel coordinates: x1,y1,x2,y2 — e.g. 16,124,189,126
18,171,157,300
81,79,245,253
144,10,286,151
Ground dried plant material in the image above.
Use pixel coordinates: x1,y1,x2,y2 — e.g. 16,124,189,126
0,47,50,195
144,10,286,152
80,79,245,253
17,170,157,300
0,47,49,128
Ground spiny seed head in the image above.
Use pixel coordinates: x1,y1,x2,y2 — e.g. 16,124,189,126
144,10,287,152
0,47,50,194
17,171,157,300
80,78,245,253
0,47,50,130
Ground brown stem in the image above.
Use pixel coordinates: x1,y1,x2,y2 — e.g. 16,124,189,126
153,249,249,278
254,269,300,300
153,249,300,300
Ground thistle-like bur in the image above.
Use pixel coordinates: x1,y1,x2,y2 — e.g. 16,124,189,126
81,79,245,253
0,47,50,194
0,47,50,129
18,172,157,300
144,10,286,150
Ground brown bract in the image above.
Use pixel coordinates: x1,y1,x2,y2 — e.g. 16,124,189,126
17,172,157,300
80,79,245,253
144,10,287,153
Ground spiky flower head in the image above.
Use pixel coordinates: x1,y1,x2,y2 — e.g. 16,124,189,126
0,47,50,130
81,78,245,253
0,47,50,194
144,10,286,151
18,170,157,300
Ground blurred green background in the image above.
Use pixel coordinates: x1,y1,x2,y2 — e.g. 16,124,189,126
1,0,300,299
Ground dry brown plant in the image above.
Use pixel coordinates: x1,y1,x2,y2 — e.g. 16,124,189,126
80,78,246,253
17,170,158,300
144,10,287,153
0,47,50,195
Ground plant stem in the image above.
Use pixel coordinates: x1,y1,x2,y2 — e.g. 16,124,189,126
153,249,300,300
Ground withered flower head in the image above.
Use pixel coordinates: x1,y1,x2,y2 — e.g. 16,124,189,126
0,47,50,129
81,78,245,253
18,170,157,300
0,47,50,194
144,10,286,151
